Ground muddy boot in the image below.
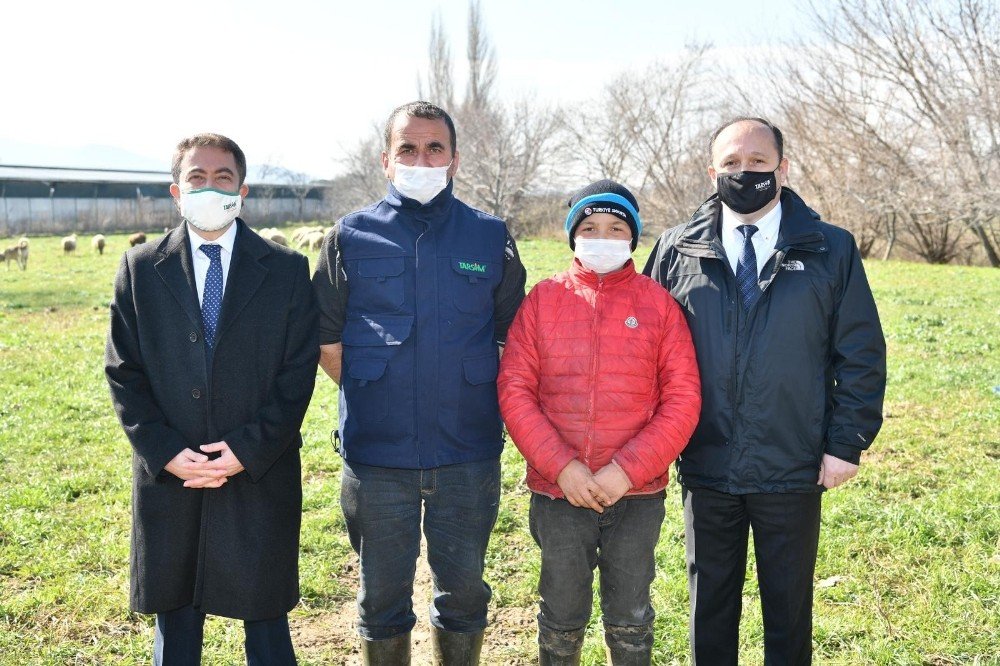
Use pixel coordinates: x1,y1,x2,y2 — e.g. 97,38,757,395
604,623,654,665
430,626,484,665
538,626,585,665
361,632,411,665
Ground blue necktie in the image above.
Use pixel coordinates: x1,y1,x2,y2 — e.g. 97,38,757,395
736,225,761,312
200,244,223,352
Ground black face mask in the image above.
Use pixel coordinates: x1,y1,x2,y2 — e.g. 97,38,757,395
716,169,779,214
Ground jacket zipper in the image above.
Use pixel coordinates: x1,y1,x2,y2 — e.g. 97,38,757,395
584,278,603,466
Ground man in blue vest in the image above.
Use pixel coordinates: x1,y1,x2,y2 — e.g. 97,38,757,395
313,101,526,664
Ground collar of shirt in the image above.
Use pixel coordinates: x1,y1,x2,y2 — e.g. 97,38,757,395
720,200,783,276
188,221,238,305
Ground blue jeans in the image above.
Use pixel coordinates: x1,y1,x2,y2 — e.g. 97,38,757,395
340,457,501,640
529,493,664,653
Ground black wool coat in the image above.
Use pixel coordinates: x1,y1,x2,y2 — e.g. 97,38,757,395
105,220,319,620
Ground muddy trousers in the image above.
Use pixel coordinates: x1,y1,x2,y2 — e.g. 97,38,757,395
529,493,664,660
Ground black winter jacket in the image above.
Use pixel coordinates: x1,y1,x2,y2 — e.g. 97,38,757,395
643,189,886,494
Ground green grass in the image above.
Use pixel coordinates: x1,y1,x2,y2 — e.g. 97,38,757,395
1,232,997,664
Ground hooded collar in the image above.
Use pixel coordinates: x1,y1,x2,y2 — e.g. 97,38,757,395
568,257,637,289
675,187,827,258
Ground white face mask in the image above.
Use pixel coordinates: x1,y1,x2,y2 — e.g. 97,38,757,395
392,162,451,204
574,238,632,274
180,188,242,232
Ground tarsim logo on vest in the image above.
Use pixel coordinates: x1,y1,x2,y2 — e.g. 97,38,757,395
458,261,487,273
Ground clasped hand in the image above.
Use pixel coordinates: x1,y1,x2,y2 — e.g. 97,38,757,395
556,459,632,513
164,442,245,489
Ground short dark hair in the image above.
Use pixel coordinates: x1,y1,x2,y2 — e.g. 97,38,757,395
383,101,457,156
708,116,784,163
171,133,247,186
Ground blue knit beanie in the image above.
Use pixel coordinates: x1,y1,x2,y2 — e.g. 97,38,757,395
565,179,642,250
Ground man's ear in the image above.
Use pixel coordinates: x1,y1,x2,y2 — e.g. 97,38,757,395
707,165,718,189
240,183,249,198
448,150,460,179
169,182,181,201
381,151,392,179
777,156,790,186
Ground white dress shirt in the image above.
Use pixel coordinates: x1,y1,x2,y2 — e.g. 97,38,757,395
721,201,782,278
187,222,237,306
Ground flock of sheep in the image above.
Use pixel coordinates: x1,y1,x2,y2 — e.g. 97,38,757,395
3,226,330,271
257,225,329,250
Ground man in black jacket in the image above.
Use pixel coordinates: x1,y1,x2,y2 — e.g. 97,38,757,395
644,117,886,665
106,134,318,664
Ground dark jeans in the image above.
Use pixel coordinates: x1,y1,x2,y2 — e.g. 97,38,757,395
153,605,296,665
682,486,822,666
340,457,501,640
528,492,665,651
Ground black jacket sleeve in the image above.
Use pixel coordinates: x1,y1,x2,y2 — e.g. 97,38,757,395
493,229,527,345
824,237,887,464
312,224,348,345
105,253,190,477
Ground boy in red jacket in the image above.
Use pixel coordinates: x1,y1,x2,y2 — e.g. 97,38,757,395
498,180,701,665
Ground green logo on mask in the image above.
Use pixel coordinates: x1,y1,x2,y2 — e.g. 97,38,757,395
458,261,487,273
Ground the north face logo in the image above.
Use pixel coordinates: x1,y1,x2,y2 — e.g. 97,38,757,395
781,260,805,271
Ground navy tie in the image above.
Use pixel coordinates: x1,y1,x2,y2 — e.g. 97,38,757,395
736,225,761,312
200,244,223,352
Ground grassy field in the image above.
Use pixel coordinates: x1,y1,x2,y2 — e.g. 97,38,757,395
0,230,997,665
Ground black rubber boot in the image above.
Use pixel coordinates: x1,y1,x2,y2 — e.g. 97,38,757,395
360,632,411,665
538,626,585,666
604,623,654,665
430,626,484,665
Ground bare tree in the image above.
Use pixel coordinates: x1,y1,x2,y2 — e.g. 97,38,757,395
777,0,1000,265
565,47,720,235
332,130,386,219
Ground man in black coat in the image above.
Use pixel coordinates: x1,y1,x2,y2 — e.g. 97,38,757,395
105,133,319,665
644,117,886,665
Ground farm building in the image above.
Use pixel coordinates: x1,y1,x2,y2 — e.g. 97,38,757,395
0,164,332,237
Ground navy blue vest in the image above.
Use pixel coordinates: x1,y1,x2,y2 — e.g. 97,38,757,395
337,182,507,468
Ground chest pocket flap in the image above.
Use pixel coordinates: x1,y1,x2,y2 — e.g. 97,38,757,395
342,314,414,346
357,257,405,280
452,258,492,282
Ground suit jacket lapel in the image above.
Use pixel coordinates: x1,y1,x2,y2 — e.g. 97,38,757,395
154,225,202,331
215,220,269,346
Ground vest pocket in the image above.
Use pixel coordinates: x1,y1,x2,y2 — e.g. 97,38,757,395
355,257,406,308
460,353,500,437
345,357,389,423
451,260,493,314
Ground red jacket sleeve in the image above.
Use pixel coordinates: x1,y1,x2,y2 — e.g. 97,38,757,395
612,291,701,488
498,285,580,484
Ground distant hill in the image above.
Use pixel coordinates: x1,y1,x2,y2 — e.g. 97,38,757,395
0,139,168,172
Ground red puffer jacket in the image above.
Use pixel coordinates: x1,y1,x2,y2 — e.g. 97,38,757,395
499,259,701,499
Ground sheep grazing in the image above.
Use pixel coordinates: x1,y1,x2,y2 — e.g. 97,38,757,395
259,228,287,246
3,238,29,270
291,225,324,247
303,230,325,251
62,234,78,255
128,232,147,247
92,234,106,255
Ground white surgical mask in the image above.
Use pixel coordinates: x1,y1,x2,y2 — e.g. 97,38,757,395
392,162,451,204
180,188,242,232
574,238,632,274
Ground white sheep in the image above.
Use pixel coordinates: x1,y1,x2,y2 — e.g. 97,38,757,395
92,234,106,255
62,234,77,255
